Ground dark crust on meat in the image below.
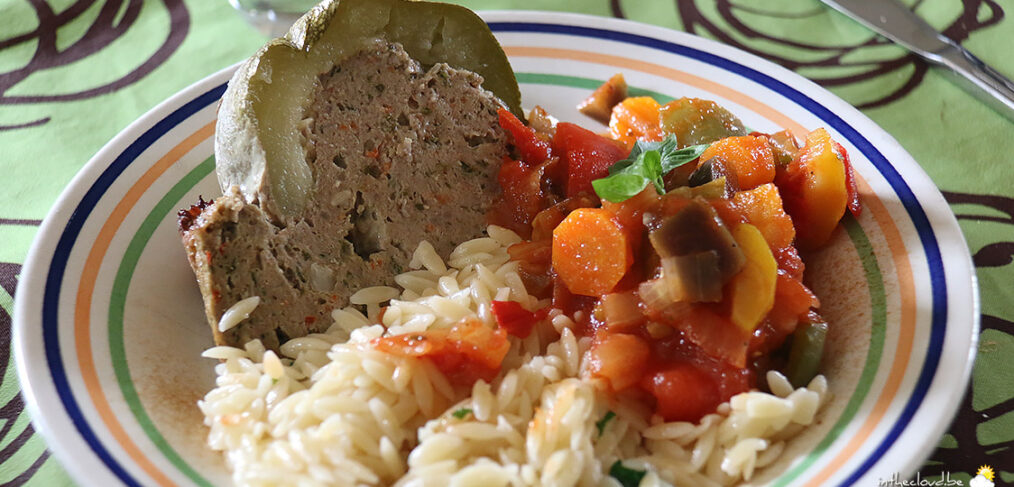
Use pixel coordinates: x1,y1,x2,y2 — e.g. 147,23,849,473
178,196,213,233
180,43,507,349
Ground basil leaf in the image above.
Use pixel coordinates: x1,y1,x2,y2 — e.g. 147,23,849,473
594,146,664,202
609,460,647,487
640,150,664,193
593,172,650,203
595,411,616,437
607,159,635,176
592,133,711,203
629,134,675,159
660,143,709,173
451,408,473,419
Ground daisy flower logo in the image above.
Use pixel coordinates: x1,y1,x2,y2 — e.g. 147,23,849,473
969,465,995,487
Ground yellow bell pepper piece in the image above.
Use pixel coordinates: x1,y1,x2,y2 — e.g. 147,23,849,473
778,128,848,249
728,223,778,333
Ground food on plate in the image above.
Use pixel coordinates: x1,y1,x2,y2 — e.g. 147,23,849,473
192,2,861,485
179,0,519,348
489,87,857,425
577,73,628,124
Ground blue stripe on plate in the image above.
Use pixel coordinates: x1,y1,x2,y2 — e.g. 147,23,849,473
43,83,227,486
489,21,947,486
41,21,949,487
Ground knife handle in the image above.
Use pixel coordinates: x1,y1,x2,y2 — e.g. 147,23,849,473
934,41,1014,120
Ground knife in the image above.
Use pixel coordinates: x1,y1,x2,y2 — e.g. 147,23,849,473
820,0,1014,121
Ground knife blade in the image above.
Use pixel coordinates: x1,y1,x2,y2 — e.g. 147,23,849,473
821,0,1014,121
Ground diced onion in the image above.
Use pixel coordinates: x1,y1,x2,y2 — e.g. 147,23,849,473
638,278,674,312
600,292,644,331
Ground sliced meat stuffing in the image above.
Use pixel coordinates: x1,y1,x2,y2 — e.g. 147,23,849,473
179,42,508,349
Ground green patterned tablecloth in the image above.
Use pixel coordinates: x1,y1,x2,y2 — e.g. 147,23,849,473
1,0,1011,485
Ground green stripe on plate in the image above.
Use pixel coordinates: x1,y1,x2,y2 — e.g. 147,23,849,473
108,156,216,487
516,72,676,103
771,216,888,487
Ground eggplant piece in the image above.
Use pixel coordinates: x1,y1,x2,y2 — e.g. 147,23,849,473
666,177,725,200
766,130,800,166
661,252,723,302
687,159,716,188
578,73,628,125
659,97,746,148
687,156,740,196
648,199,746,302
690,178,727,200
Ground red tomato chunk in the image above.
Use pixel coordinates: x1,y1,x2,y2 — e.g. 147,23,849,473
642,364,721,423
491,300,548,338
372,319,510,386
552,122,627,197
498,108,552,164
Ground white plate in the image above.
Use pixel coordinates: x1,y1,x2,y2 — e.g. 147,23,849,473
14,11,978,487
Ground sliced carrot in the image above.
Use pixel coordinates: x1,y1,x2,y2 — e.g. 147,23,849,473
552,208,632,296
698,135,775,190
732,183,795,250
530,194,598,242
608,96,663,143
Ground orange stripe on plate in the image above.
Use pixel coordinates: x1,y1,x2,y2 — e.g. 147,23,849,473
503,46,808,136
74,120,214,487
807,174,916,485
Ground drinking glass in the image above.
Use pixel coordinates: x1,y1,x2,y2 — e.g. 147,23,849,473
230,0,321,37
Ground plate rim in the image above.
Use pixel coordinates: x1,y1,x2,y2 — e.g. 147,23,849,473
13,65,237,486
13,10,979,486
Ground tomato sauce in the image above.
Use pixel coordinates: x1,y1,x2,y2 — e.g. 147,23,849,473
372,318,510,386
489,104,848,422
378,98,851,422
